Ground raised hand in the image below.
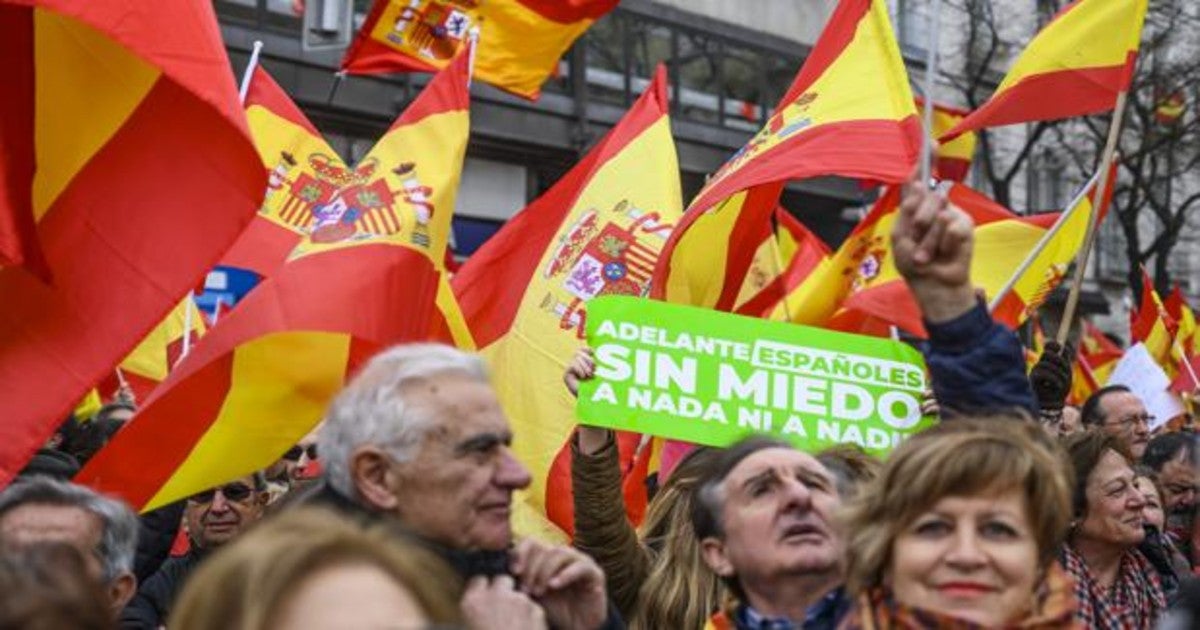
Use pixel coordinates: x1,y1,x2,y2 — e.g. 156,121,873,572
892,178,977,323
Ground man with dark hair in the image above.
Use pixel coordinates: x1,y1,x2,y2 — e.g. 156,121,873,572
120,474,269,629
0,476,139,618
1081,385,1152,459
692,437,848,629
1145,433,1198,565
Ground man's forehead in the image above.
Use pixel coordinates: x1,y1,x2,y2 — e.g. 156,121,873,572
0,503,102,545
726,447,828,483
1103,391,1145,412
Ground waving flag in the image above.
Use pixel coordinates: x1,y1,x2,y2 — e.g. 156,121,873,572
941,0,1149,141
95,298,207,403
1071,320,1123,403
453,67,681,538
652,0,920,310
0,1,265,486
221,66,343,278
77,52,471,511
915,97,976,182
342,0,617,99
1165,285,1197,358
770,184,1060,337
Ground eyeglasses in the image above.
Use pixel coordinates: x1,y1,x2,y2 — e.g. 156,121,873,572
1106,413,1155,431
188,482,254,505
282,444,318,462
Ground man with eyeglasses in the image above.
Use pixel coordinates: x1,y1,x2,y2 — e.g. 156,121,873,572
121,473,268,629
1081,385,1153,460
1145,433,1199,566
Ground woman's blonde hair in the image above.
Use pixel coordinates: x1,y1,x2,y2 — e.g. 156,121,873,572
842,419,1073,594
631,446,724,630
171,508,462,629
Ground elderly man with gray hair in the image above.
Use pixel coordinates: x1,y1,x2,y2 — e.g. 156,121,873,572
313,343,621,630
0,476,139,617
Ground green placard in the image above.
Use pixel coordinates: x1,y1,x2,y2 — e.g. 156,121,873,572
578,296,936,455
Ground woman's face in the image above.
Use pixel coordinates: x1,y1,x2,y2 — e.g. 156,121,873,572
271,562,428,630
1135,476,1165,532
1077,449,1146,548
889,489,1039,626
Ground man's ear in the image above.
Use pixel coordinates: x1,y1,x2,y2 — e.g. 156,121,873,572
350,446,401,512
699,536,734,578
109,572,137,613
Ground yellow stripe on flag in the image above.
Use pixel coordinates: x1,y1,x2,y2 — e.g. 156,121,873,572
146,331,349,511
32,10,159,218
996,0,1146,94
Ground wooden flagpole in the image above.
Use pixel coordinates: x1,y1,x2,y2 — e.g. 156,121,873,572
1056,91,1129,345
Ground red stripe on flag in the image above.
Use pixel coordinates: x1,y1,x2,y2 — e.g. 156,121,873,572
220,216,301,278
0,76,264,485
941,58,1133,141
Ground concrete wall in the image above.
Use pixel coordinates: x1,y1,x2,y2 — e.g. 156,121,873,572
653,0,836,46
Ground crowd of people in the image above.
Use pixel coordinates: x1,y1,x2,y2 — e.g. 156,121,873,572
2,180,1199,629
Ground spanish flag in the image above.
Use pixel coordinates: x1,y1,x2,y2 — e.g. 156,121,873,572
772,184,1060,338
342,0,617,100
941,0,1148,141
652,0,920,309
733,209,831,318
1130,267,1176,377
0,2,265,485
452,67,682,539
1024,319,1047,373
221,66,343,278
914,97,976,182
76,52,472,511
1071,320,1123,403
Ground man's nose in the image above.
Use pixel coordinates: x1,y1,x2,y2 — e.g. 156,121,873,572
780,475,814,509
496,448,532,490
210,491,232,512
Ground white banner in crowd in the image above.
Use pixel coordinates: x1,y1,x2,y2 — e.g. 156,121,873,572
1105,343,1185,431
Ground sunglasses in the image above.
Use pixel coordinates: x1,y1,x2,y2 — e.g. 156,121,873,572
188,482,254,504
282,444,318,462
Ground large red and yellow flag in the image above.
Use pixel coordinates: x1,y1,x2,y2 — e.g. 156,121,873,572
914,97,976,182
1071,320,1123,403
452,67,681,539
652,0,920,309
770,184,1059,338
342,0,617,100
1130,267,1176,376
733,208,831,318
76,52,472,511
941,0,1149,141
221,66,343,278
0,1,265,485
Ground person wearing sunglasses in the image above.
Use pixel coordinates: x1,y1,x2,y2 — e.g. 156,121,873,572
264,428,322,505
121,473,268,629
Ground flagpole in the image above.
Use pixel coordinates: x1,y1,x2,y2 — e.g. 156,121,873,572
987,168,1105,313
920,0,942,186
180,295,195,360
467,27,480,87
1176,338,1199,387
1056,91,1129,345
238,40,264,105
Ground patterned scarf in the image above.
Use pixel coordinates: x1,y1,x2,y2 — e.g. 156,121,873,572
1059,544,1165,629
839,562,1079,629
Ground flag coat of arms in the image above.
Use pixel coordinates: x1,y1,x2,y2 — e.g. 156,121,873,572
76,52,472,511
0,1,265,485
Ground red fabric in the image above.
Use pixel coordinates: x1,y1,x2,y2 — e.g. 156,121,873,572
941,56,1135,141
0,5,48,280
244,66,322,136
